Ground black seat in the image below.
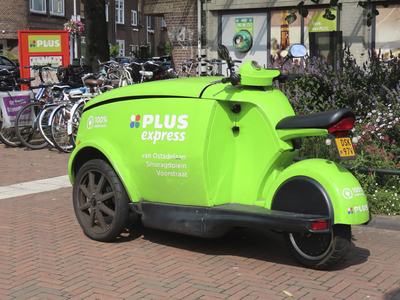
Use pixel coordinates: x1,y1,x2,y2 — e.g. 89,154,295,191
17,77,35,85
276,108,355,130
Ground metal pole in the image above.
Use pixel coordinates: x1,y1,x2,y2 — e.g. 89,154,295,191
197,0,201,76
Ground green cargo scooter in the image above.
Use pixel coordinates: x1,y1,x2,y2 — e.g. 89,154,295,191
68,44,369,269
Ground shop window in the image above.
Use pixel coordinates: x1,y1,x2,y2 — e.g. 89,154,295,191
375,4,400,61
270,10,301,64
30,0,46,13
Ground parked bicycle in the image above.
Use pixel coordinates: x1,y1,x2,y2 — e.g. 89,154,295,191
13,64,70,150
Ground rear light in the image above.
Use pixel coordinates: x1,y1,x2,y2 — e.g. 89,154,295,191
335,131,347,137
328,118,355,133
312,220,328,231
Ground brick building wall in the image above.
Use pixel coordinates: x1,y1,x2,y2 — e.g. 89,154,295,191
0,0,29,54
144,0,199,73
0,0,75,56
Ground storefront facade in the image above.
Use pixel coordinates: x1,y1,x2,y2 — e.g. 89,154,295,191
204,0,400,68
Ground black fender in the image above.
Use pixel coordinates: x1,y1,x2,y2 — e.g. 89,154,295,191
270,176,334,227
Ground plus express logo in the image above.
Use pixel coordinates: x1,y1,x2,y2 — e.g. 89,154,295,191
130,114,188,144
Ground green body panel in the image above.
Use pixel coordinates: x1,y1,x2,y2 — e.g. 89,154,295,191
69,75,369,226
264,159,370,224
238,62,281,86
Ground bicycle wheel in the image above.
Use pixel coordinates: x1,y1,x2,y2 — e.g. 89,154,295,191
15,102,49,150
0,107,21,147
69,101,85,148
50,104,74,153
38,103,58,148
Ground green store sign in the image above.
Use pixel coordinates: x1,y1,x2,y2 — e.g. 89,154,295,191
28,35,62,53
309,9,337,32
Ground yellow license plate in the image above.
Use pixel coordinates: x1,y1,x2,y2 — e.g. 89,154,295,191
334,137,357,159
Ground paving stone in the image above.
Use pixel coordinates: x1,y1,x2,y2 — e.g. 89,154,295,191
1,141,400,299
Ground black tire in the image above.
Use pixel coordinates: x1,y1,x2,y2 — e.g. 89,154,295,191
50,104,74,153
38,104,58,147
284,224,351,269
69,102,85,147
73,159,131,242
15,102,49,150
0,102,23,147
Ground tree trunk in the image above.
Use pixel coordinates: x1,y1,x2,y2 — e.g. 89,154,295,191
83,0,109,72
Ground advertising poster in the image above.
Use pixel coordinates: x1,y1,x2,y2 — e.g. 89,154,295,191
0,91,34,127
235,18,253,36
308,9,337,33
28,56,62,86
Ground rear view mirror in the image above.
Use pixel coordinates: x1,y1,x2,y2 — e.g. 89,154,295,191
281,44,307,66
218,45,230,61
289,44,307,58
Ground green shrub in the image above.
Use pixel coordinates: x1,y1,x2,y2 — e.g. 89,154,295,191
278,46,400,215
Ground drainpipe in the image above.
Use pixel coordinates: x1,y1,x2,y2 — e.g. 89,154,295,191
74,0,77,59
197,0,201,76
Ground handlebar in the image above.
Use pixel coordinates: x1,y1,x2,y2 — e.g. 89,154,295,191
0,68,19,75
210,73,241,86
24,63,56,70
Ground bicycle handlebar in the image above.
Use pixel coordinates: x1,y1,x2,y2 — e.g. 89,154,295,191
0,68,19,75
24,63,55,70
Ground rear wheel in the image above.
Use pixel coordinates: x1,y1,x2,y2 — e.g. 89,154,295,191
284,225,351,269
15,102,49,150
73,159,131,242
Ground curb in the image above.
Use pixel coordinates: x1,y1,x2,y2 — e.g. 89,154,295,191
358,214,400,231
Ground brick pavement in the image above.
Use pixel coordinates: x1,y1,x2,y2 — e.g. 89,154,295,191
0,144,400,299
0,145,70,186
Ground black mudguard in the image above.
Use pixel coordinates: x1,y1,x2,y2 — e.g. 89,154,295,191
270,176,334,225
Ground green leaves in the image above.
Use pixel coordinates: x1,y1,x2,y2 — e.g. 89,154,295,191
285,13,297,25
329,0,342,10
283,44,400,215
358,1,368,9
366,9,379,27
323,8,336,21
358,0,382,27
286,0,309,24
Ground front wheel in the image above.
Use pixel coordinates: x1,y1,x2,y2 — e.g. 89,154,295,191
73,159,131,242
284,225,351,269
50,104,74,153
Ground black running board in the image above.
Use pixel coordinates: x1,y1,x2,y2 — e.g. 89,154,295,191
130,202,331,238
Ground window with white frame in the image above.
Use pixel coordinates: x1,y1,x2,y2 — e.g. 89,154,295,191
131,10,137,26
30,0,46,13
117,40,125,56
146,16,152,29
115,0,124,24
105,4,109,22
50,0,64,16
